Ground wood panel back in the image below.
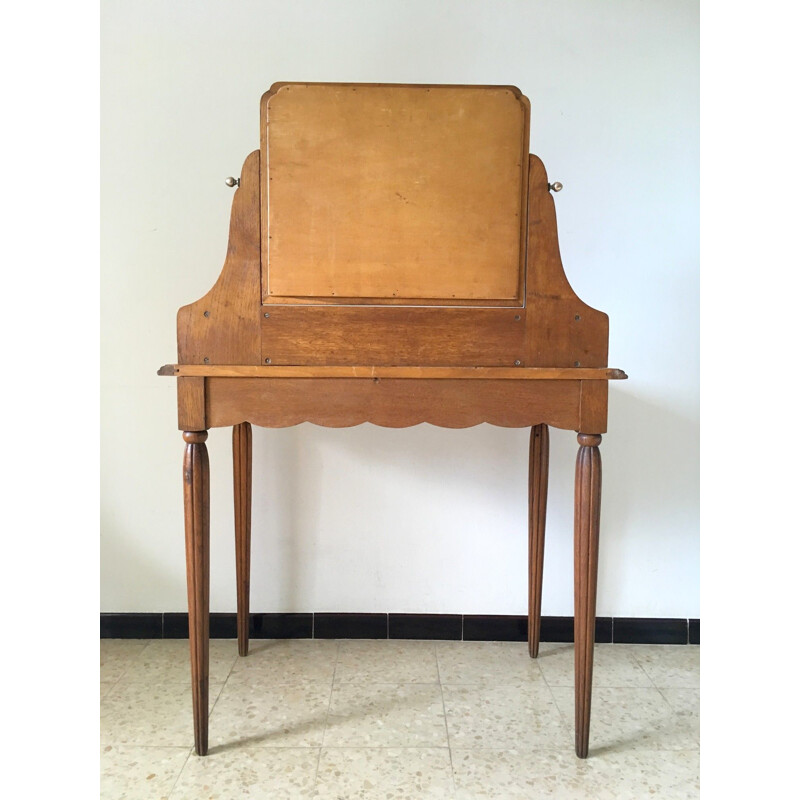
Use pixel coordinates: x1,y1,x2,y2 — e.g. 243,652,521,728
261,83,529,303
260,306,526,366
205,377,583,430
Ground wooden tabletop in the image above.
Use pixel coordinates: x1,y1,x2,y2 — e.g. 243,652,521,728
158,365,627,380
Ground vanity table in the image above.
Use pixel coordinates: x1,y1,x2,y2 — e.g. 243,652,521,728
158,82,627,758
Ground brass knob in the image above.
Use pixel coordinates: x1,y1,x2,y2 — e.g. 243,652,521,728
225,177,240,188
549,181,563,192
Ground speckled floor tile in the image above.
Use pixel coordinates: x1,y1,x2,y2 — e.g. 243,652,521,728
101,682,116,700
209,673,331,748
315,748,455,799
121,639,240,684
442,683,570,750
100,639,149,682
550,687,697,752
325,683,448,747
335,640,439,684
630,645,699,688
451,748,700,799
436,642,545,686
536,643,654,688
231,639,339,684
100,744,189,800
101,681,223,747
169,747,319,799
659,688,700,743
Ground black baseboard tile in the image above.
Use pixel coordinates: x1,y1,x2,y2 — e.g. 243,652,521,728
314,613,387,639
613,617,688,645
595,617,613,643
389,613,462,640
163,613,188,638
209,614,238,639
251,613,313,639
163,612,313,639
162,613,238,638
102,612,698,644
537,616,612,643
464,614,527,642
101,613,162,639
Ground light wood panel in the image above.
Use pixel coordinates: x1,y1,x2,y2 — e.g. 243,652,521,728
160,364,627,380
524,155,609,368
260,306,527,366
176,151,262,366
177,377,206,430
261,83,529,302
204,377,583,430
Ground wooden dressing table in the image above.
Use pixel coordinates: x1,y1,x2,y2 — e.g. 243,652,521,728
158,82,626,758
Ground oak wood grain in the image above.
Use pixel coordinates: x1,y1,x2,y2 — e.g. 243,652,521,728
204,377,584,430
524,155,609,368
159,364,627,381
177,377,206,431
176,151,262,366
261,83,529,302
260,306,527,367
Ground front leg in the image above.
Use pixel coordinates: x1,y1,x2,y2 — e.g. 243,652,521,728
574,432,601,758
183,430,210,756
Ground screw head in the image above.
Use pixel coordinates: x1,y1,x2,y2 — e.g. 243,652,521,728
264,312,270,318
203,357,209,364
203,310,210,318
264,357,271,364
574,361,581,367
574,314,581,321
514,360,521,366
514,314,521,321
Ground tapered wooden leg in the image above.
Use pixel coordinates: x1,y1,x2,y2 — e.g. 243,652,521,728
183,430,210,756
574,432,601,758
528,424,549,658
233,422,252,657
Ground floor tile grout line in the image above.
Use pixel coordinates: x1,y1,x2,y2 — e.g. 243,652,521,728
434,642,457,793
315,640,340,785
164,747,194,800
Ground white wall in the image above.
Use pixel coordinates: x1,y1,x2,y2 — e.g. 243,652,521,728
101,0,698,618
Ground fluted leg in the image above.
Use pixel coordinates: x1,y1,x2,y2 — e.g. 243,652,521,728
183,430,210,756
574,432,601,758
528,424,549,658
233,422,252,656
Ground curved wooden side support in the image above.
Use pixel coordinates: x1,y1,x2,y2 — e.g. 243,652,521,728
528,424,549,658
182,430,210,756
574,432,602,759
525,155,609,369
177,150,262,366
232,423,252,656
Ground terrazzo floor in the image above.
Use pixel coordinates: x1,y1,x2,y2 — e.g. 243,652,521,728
100,638,699,799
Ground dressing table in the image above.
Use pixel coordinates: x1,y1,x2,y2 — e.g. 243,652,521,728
158,82,627,758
